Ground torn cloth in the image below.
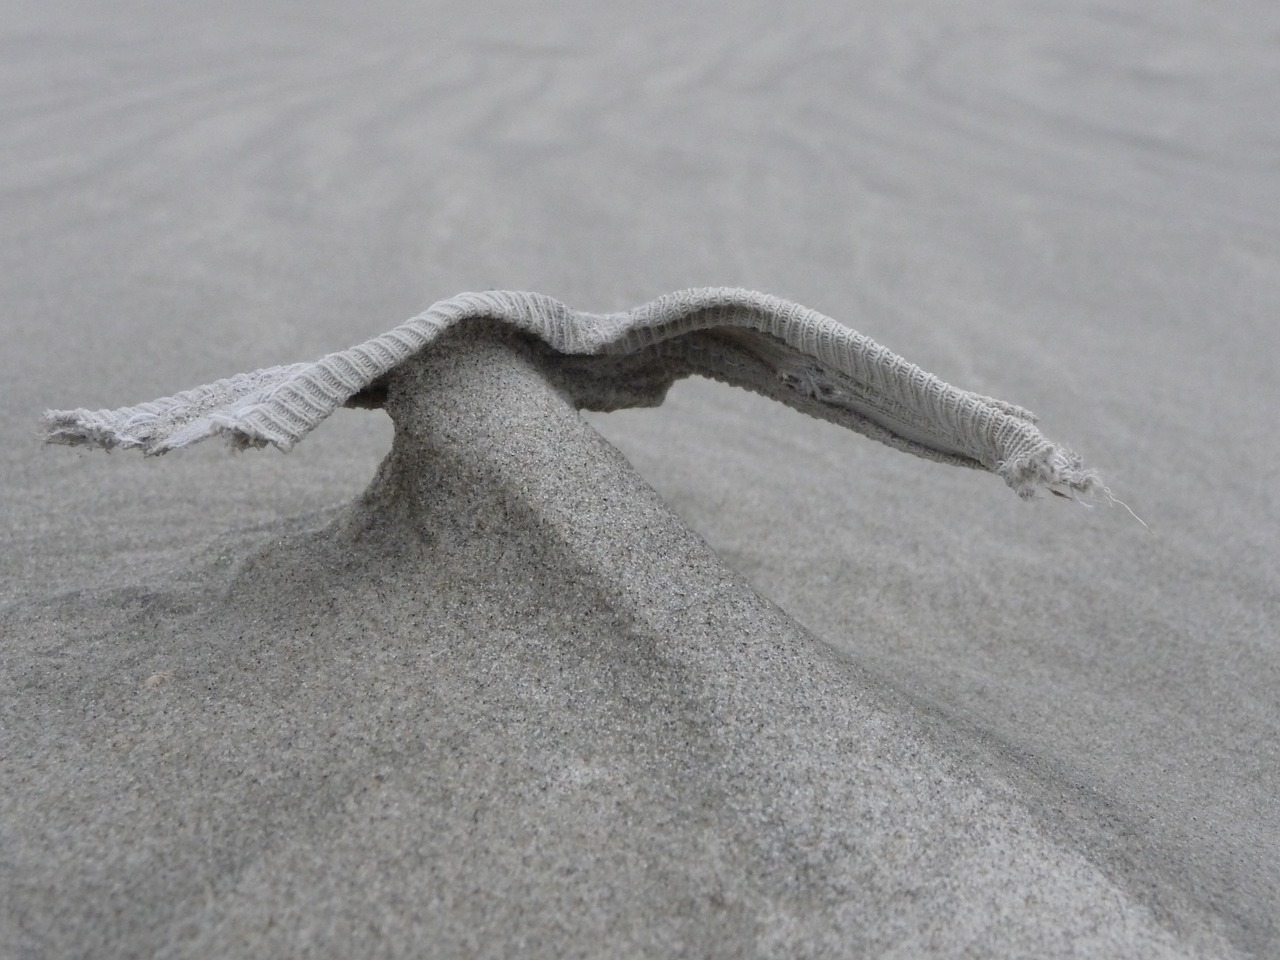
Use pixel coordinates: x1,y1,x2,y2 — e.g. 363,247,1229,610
42,288,1101,500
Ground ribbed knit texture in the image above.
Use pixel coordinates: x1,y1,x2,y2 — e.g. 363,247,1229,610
42,288,1102,499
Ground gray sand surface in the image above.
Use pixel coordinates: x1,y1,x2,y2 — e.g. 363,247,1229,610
2,1,1277,957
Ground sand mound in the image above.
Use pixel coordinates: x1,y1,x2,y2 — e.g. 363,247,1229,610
2,329,1211,958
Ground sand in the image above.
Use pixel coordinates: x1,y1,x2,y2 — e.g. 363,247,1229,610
2,1,1277,957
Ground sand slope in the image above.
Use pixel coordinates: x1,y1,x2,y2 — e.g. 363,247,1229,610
0,333,1223,957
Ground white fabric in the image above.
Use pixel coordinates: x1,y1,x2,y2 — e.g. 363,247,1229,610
42,288,1102,500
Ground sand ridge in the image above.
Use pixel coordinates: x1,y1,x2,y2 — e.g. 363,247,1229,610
1,331,1221,957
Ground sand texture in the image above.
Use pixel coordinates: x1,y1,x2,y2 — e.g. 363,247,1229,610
2,333,1220,958
2,1,1277,957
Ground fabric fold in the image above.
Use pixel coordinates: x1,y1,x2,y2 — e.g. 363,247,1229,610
42,288,1102,500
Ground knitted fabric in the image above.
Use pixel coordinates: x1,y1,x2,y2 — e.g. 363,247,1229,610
43,288,1102,499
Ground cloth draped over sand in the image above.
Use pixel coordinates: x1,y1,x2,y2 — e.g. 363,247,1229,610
44,288,1100,500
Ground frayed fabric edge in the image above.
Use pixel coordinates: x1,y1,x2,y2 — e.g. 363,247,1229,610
42,288,1109,503
997,444,1104,501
